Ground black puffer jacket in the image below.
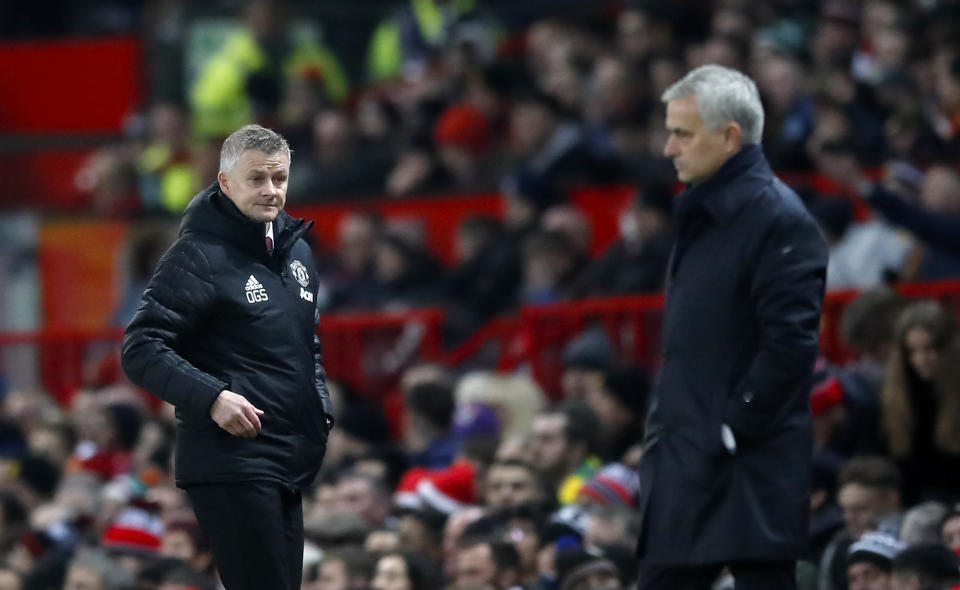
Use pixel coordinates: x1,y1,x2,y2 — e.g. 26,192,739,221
121,184,333,489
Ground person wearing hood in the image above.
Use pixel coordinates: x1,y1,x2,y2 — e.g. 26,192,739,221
121,124,334,590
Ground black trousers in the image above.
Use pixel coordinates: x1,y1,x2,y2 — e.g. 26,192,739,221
185,481,303,590
639,560,796,590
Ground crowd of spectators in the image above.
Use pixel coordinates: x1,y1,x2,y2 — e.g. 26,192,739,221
4,290,960,589
75,0,960,207
91,0,960,328
4,0,960,589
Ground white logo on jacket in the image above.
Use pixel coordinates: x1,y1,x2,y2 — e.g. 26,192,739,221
245,275,269,303
290,260,310,287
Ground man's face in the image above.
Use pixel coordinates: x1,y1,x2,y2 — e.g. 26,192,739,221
663,95,736,185
530,414,570,477
218,149,289,222
456,544,498,587
585,515,629,548
336,477,386,526
486,465,541,509
942,515,960,550
510,102,554,155
372,555,410,590
848,562,892,590
838,483,890,540
317,559,348,590
338,215,377,274
561,368,605,399
443,508,485,579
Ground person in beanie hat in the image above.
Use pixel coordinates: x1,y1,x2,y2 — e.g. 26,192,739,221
395,461,478,515
555,547,621,590
891,544,960,590
577,463,641,508
588,366,649,460
101,506,165,557
501,168,565,239
433,104,492,191
433,104,491,158
846,531,905,590
561,328,616,400
417,461,477,515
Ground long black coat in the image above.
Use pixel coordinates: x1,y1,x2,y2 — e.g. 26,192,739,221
637,145,829,566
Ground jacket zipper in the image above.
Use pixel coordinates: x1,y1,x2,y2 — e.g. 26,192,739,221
270,228,327,438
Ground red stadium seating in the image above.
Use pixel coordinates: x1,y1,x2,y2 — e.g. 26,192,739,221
2,280,959,405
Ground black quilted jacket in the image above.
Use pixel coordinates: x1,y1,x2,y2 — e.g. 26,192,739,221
121,183,333,489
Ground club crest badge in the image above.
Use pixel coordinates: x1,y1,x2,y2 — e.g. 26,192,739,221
289,260,310,287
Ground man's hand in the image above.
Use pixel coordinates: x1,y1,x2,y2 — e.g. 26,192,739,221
210,390,264,437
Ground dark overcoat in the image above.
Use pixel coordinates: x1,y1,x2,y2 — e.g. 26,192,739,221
637,145,829,566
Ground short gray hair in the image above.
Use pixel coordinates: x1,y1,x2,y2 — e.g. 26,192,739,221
661,64,764,145
219,124,291,172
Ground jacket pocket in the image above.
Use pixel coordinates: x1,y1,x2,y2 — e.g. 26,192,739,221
668,426,732,490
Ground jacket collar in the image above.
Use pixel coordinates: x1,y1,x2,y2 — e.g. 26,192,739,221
180,183,312,258
675,144,772,225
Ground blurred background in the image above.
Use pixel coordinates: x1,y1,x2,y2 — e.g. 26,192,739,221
1,1,960,589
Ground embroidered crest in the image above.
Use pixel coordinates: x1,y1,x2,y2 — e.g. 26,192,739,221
289,260,310,287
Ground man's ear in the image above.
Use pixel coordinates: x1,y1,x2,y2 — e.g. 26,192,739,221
724,123,743,154
217,170,230,196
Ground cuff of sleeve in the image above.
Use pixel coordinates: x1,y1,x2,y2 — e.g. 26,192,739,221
723,391,766,444
186,375,228,422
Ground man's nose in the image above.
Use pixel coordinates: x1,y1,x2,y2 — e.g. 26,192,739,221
663,137,678,158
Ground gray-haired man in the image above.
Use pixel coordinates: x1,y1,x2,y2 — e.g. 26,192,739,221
636,65,829,589
122,125,333,590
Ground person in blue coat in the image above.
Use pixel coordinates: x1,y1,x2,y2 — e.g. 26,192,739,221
636,65,829,590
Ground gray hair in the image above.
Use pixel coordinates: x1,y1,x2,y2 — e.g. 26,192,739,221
900,501,949,545
219,124,291,172
661,64,764,145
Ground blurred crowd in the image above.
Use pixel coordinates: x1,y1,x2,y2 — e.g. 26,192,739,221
92,0,960,332
4,287,960,589
74,0,960,207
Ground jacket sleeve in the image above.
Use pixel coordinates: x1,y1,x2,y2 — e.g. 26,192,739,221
868,184,960,257
724,212,829,442
313,307,335,428
121,239,227,421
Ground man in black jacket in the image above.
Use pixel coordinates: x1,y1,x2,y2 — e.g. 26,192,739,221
636,65,829,589
121,124,333,590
